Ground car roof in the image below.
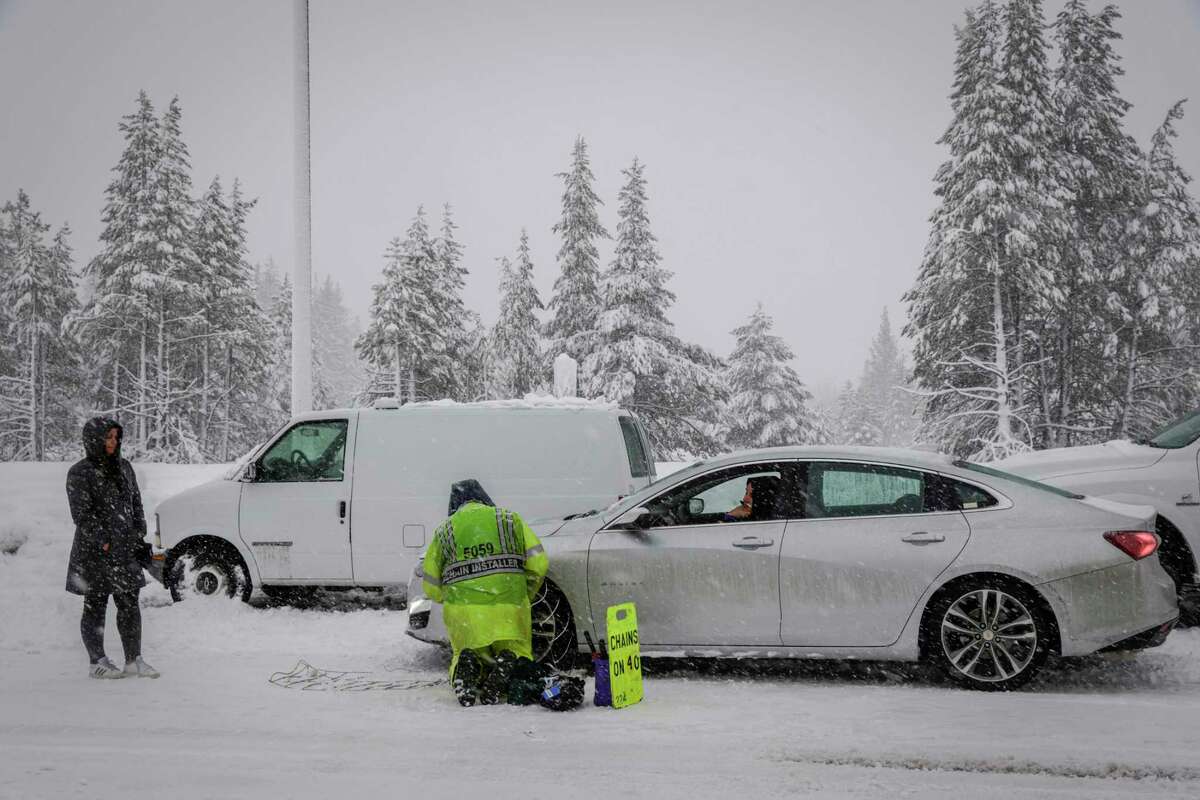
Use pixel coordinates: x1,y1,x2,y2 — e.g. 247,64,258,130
694,445,958,472
289,396,624,421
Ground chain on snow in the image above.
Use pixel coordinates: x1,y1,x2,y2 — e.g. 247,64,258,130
269,660,447,691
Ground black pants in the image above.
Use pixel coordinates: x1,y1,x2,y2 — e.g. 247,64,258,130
81,590,141,664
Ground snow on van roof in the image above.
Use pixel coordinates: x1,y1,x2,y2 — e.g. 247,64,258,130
371,393,620,412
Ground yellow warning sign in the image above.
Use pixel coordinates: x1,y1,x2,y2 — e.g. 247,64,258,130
605,602,643,709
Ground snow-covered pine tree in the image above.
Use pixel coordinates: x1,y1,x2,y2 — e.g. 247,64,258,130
254,259,282,311
76,92,206,460
585,158,725,457
490,229,545,399
313,274,364,408
141,96,205,460
356,209,447,403
546,137,608,380
724,304,819,450
1045,1,1143,446
267,275,333,422
0,191,79,460
905,2,1040,459
192,178,274,458
1001,0,1073,446
1105,101,1200,438
457,311,491,403
76,91,161,449
858,309,919,447
832,380,880,446
433,203,469,400
39,223,83,458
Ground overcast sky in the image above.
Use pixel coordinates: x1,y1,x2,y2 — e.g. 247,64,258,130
2,0,1198,401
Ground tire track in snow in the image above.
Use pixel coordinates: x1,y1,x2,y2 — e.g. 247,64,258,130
777,753,1200,783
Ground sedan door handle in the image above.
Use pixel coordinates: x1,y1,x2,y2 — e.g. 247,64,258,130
732,536,774,549
338,500,347,524
901,531,945,544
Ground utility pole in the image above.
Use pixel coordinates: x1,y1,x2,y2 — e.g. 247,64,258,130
292,0,314,414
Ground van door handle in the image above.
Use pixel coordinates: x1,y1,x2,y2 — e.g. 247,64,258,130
339,500,347,523
732,536,774,549
901,531,944,544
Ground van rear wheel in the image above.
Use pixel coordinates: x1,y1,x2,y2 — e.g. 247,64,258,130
531,583,577,669
166,542,251,603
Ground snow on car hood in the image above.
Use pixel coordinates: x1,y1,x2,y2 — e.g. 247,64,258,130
995,439,1166,480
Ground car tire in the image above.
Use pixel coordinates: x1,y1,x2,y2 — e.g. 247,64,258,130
166,542,251,603
531,583,578,670
924,577,1053,691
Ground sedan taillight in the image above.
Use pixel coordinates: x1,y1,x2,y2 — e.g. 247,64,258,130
1104,530,1158,560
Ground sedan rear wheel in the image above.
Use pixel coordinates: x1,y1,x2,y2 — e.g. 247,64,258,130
929,581,1051,691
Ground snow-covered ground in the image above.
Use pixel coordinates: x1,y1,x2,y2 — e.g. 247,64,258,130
3,462,1200,799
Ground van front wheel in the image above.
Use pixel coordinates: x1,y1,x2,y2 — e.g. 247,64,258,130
166,542,251,603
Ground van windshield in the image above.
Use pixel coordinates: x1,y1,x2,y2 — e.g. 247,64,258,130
1144,409,1200,449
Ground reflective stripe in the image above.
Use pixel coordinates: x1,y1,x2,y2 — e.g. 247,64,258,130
494,508,507,554
503,511,516,554
444,521,457,563
441,554,525,586
423,572,442,586
524,544,544,559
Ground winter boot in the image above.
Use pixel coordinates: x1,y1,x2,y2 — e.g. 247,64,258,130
89,657,126,679
123,656,160,679
536,673,585,711
453,650,485,707
479,650,518,705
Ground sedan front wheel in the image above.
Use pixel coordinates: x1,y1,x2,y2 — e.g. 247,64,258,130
927,581,1052,691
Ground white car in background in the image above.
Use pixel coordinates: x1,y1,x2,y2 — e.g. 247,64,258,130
997,410,1200,624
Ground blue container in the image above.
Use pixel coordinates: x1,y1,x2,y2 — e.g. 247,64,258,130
593,655,612,706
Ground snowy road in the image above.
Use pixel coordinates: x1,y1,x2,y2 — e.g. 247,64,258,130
3,463,1200,799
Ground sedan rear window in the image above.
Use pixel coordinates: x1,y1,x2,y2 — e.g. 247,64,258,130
953,461,1084,500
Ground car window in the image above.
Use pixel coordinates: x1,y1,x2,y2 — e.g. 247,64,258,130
952,480,998,510
258,420,348,483
642,463,791,527
807,462,926,518
619,416,651,478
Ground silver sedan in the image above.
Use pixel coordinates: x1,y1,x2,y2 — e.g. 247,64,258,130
407,447,1179,690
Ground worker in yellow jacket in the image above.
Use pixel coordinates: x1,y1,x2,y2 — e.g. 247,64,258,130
422,479,553,706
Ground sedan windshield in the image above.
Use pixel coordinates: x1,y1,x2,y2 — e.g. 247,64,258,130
1147,409,1200,449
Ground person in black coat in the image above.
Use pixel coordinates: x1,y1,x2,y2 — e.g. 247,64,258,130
65,417,159,679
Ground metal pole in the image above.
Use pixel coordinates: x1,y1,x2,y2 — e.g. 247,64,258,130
292,0,314,414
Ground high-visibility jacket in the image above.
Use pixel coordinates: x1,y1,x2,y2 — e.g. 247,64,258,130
422,501,549,655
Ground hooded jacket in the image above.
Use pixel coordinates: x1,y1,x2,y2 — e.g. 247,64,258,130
64,417,149,595
422,481,549,660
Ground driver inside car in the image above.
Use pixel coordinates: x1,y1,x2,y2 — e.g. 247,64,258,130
721,475,781,522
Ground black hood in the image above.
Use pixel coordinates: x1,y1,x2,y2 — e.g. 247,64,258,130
82,416,122,463
448,479,494,515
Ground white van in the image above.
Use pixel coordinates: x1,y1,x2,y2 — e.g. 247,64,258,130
155,398,656,602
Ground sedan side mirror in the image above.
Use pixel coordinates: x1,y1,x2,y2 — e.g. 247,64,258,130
240,462,258,483
688,497,705,516
609,506,654,531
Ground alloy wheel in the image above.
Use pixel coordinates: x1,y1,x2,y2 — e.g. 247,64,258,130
940,588,1037,683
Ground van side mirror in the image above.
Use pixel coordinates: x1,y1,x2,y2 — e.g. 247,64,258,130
240,462,257,483
609,506,654,531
